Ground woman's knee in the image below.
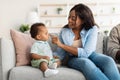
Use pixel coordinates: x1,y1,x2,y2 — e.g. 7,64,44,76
68,58,92,68
68,58,98,72
80,58,91,66
79,58,99,72
79,58,96,69
103,56,115,65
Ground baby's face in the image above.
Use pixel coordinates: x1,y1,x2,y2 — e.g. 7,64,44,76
37,26,49,41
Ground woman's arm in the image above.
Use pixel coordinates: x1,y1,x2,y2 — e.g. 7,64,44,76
52,36,78,56
60,44,78,56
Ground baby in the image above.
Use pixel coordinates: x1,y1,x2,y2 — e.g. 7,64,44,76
30,23,60,77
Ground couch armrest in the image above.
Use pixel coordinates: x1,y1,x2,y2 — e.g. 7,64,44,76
0,37,16,80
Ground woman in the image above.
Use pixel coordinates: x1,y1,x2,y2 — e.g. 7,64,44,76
52,3,120,80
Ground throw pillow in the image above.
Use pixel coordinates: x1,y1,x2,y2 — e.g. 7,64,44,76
10,29,35,66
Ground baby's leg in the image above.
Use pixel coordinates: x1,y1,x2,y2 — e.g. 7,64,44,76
39,61,48,72
48,59,61,69
40,61,58,77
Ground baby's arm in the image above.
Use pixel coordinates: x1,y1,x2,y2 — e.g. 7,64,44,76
31,53,50,61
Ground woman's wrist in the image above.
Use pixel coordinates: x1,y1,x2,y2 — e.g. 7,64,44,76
58,42,64,48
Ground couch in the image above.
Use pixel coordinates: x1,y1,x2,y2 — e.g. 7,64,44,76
0,32,120,80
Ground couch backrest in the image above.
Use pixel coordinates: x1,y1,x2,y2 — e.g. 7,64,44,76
96,32,104,53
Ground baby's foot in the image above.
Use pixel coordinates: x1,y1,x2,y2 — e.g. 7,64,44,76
48,63,57,69
44,69,59,77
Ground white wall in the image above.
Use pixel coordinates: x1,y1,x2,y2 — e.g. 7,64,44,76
0,0,72,38
0,0,120,38
0,0,40,38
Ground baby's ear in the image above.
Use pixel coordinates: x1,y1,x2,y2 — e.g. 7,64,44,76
36,34,41,39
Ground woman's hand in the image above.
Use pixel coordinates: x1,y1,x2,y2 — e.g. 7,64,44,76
51,36,63,47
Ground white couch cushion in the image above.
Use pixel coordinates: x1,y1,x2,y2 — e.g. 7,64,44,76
9,66,85,80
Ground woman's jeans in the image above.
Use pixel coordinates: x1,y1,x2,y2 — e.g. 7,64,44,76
68,52,120,80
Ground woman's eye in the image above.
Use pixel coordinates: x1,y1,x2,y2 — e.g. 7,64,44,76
72,17,76,21
68,16,76,21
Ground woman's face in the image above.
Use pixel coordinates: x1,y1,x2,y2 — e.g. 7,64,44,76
68,10,83,29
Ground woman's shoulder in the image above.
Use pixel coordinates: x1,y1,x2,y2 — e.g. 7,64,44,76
82,25,98,32
89,25,98,32
84,25,98,34
92,25,98,30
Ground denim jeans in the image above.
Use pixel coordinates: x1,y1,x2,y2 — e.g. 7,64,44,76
68,52,120,80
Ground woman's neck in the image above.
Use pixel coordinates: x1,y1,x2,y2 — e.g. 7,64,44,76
72,28,82,40
72,27,82,34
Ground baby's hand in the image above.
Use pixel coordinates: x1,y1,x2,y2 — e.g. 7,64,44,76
53,56,59,59
43,56,50,61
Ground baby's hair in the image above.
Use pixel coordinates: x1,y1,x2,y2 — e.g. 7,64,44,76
30,23,45,38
